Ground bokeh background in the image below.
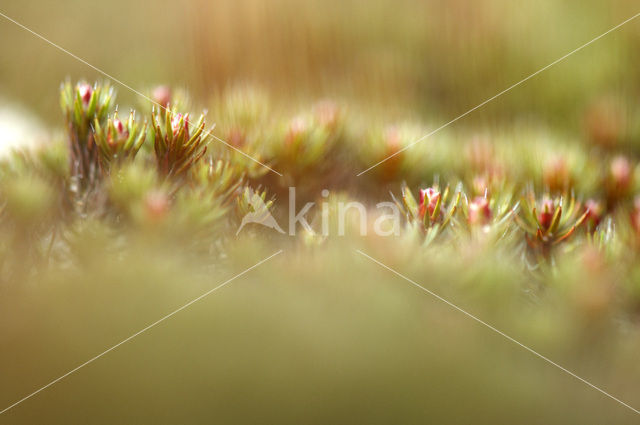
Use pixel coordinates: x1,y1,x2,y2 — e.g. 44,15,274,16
2,1,640,423
2,0,640,128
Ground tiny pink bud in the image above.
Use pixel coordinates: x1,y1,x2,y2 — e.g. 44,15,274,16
538,199,555,230
584,199,603,228
144,191,169,222
419,187,441,219
610,156,632,189
152,85,172,109
468,196,491,225
78,83,93,106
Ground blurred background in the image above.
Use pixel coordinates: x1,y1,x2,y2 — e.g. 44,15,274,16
1,0,640,129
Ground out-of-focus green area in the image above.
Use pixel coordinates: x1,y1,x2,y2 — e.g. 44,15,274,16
1,0,640,128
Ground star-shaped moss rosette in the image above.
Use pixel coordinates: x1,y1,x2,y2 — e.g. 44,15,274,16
516,192,589,258
360,123,447,184
60,81,114,185
93,111,147,172
204,86,273,180
106,160,234,247
535,143,597,196
395,182,461,245
459,190,518,235
211,127,270,181
168,184,230,248
190,158,245,208
151,107,210,179
107,162,166,225
268,102,342,178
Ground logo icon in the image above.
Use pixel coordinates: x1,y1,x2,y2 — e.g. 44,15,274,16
236,189,285,235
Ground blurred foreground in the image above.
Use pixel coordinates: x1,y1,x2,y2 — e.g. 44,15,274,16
1,240,639,424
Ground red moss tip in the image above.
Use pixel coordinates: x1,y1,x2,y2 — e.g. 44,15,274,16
171,113,189,136
538,199,555,230
468,196,491,225
419,187,440,219
78,83,93,106
113,118,126,136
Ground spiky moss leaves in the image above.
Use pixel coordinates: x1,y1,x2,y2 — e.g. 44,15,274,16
265,102,344,191
150,107,209,179
93,111,147,172
106,157,248,254
395,182,461,246
206,87,273,180
60,81,114,186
